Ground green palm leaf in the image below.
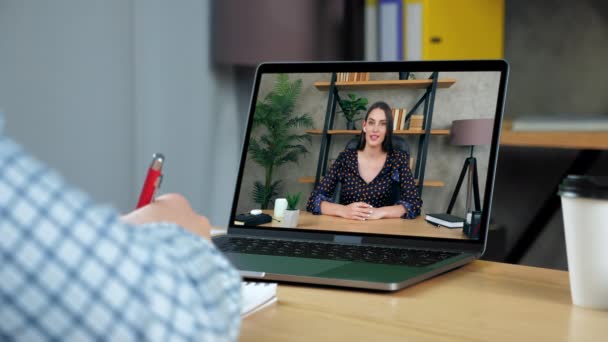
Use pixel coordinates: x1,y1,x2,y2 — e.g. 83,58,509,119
286,115,314,129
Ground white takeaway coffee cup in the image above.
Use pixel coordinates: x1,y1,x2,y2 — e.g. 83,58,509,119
558,175,608,310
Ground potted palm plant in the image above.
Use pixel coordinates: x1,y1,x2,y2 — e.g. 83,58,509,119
283,192,301,228
249,74,313,209
338,93,368,130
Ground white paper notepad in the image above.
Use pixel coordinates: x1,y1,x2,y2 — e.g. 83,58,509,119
241,282,277,317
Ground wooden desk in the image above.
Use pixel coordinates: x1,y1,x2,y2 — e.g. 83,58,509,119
260,211,468,240
240,261,608,341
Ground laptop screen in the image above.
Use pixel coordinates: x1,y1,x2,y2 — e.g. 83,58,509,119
231,62,507,242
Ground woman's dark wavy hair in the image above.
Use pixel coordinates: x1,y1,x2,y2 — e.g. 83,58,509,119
357,101,394,152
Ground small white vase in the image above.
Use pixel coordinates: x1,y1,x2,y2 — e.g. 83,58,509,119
283,209,300,228
274,198,288,219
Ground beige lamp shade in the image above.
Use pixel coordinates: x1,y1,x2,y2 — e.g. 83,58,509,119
450,118,494,146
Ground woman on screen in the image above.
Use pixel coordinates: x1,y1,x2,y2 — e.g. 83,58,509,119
306,101,422,221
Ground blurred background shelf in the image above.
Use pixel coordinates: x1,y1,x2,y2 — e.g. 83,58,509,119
500,121,608,150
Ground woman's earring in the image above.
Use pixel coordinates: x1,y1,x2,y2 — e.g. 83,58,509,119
363,127,367,133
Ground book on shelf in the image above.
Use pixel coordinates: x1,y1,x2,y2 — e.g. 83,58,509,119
409,114,423,130
392,108,399,130
241,281,278,317
511,115,608,132
405,0,423,60
364,0,378,61
425,213,465,228
391,108,401,131
335,72,371,83
399,108,407,130
392,108,409,130
379,0,403,61
336,72,371,82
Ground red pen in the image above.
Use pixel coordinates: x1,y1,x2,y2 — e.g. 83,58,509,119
136,153,164,209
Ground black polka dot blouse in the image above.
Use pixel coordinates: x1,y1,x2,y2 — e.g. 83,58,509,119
306,148,422,219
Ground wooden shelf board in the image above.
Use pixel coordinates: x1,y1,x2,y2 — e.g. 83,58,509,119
306,129,450,136
298,176,444,187
418,180,445,187
500,129,608,150
314,79,457,91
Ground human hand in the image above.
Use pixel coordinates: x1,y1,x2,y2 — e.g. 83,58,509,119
340,202,374,221
367,207,386,220
121,193,211,240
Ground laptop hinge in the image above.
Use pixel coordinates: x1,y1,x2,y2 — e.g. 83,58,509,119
334,235,362,245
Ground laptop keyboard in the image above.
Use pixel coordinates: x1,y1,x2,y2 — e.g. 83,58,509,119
215,237,460,267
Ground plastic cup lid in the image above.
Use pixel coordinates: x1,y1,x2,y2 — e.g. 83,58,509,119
558,175,608,200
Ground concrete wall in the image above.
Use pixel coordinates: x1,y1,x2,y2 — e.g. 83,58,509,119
236,71,501,223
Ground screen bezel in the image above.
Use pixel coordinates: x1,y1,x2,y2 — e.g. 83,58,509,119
228,60,508,253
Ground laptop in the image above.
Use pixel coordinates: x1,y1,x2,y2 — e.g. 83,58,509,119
213,60,508,291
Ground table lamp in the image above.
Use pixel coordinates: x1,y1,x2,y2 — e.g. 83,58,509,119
446,118,494,217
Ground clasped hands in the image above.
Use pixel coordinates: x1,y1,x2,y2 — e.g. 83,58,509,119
340,202,385,221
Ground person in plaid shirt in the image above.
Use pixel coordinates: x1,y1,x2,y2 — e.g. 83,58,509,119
0,114,241,341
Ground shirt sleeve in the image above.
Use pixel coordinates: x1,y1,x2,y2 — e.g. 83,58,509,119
0,136,241,341
305,151,346,215
395,151,423,219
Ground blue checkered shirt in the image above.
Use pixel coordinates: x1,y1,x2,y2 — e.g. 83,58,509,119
0,116,241,341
